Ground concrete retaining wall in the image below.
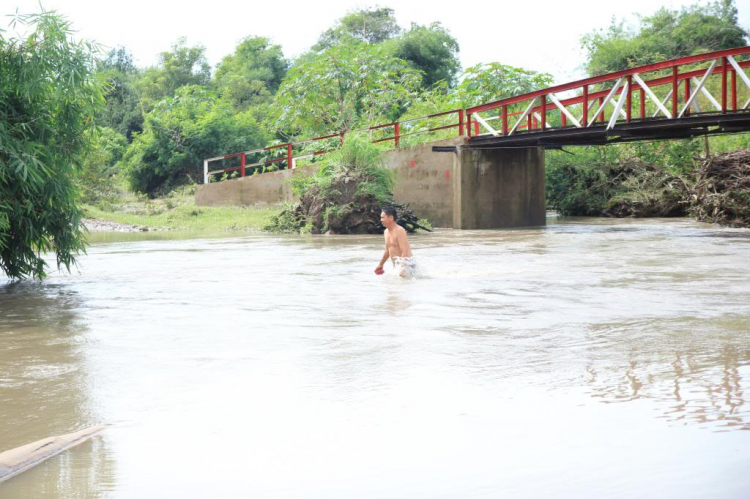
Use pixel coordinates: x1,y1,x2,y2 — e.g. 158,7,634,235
196,137,464,227
195,165,316,207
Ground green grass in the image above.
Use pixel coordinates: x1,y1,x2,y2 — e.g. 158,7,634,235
83,188,280,231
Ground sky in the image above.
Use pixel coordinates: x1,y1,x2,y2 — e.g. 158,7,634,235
3,0,750,83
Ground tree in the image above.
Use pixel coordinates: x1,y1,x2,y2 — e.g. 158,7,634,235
387,23,460,87
314,7,402,50
79,127,128,205
0,11,106,280
582,0,748,75
136,38,211,108
274,44,422,136
122,86,266,196
454,63,554,107
97,47,144,140
214,36,288,110
397,63,553,143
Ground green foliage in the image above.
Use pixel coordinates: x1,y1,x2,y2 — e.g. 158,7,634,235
386,22,460,87
214,37,288,110
396,64,553,146
315,7,402,50
268,137,396,234
546,141,697,216
582,0,747,75
79,127,128,205
136,38,211,108
546,147,623,215
263,203,304,233
274,44,422,135
401,63,553,120
122,86,266,196
0,11,106,279
97,47,144,140
295,136,395,201
83,188,279,231
455,63,554,107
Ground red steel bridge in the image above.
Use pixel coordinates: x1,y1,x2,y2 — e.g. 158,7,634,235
204,46,750,183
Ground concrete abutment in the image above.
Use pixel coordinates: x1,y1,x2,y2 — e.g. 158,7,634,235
452,145,546,229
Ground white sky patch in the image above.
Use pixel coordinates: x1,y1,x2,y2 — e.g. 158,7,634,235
2,0,749,83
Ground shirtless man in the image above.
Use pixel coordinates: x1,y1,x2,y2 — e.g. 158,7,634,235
375,207,414,277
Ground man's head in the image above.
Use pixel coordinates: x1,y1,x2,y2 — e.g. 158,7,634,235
380,207,397,228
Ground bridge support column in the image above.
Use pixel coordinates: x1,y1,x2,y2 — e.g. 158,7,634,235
453,146,546,229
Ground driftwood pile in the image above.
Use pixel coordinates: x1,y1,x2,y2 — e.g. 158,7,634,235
270,174,429,234
603,159,688,218
687,150,750,228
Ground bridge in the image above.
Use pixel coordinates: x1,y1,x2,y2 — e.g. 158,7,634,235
197,46,750,229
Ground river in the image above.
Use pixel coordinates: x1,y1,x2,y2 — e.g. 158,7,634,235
1,217,749,498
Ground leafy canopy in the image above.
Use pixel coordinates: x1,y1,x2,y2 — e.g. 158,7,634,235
97,47,144,140
136,38,211,108
79,127,128,206
386,23,460,88
214,37,288,110
582,0,748,75
315,7,402,50
455,63,554,107
0,11,106,279
402,62,554,124
123,86,266,196
274,43,422,136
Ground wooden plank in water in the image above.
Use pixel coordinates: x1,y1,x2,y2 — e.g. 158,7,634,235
0,425,104,483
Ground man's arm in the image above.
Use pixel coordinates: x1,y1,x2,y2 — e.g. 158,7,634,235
376,249,389,270
376,232,390,270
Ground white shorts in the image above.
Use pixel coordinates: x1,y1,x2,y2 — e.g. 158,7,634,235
393,257,418,278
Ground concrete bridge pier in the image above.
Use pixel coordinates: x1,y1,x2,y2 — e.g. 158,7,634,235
452,145,546,229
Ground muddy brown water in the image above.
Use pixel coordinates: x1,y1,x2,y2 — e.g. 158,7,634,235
1,217,749,498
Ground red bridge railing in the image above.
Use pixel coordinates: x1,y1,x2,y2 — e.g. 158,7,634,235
465,46,750,138
204,46,750,184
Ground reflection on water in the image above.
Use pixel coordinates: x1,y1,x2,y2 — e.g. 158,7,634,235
1,217,750,498
585,332,750,431
0,283,115,498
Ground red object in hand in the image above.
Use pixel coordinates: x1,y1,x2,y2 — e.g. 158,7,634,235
375,268,384,275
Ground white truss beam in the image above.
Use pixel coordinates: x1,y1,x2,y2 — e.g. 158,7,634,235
587,78,624,126
691,77,721,111
607,80,630,130
473,113,499,136
609,99,628,119
678,59,718,118
508,97,539,136
651,89,673,118
727,56,750,91
633,73,672,119
547,93,582,128
726,56,750,109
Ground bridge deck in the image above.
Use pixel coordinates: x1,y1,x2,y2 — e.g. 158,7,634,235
466,111,750,149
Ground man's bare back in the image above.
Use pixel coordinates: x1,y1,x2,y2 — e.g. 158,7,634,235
375,208,414,277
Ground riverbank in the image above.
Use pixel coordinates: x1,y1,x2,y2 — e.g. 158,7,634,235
82,190,280,232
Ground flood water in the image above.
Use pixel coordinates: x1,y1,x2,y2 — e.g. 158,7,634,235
1,217,749,498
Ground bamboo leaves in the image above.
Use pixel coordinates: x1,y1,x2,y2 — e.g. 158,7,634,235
0,10,105,279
